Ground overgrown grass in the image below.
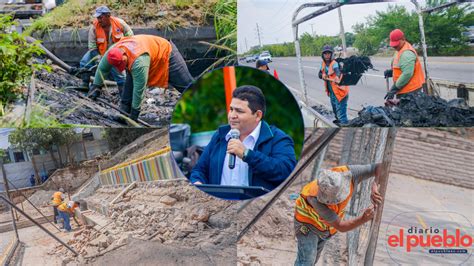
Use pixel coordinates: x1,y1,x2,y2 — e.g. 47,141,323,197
198,0,237,73
26,0,217,35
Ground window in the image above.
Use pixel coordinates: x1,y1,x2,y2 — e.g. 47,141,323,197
82,132,94,141
13,152,25,162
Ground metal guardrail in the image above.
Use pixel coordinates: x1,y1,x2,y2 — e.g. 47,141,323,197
299,101,338,128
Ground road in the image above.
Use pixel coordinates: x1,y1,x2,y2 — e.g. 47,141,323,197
375,173,473,265
241,56,474,117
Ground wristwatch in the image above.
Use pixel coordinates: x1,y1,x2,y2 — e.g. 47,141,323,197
242,148,250,162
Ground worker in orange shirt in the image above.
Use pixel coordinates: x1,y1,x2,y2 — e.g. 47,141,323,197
89,34,194,121
50,188,65,224
74,6,133,90
383,29,425,100
294,164,383,265
57,201,81,232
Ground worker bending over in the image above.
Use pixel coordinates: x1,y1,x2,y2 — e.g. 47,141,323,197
90,34,194,121
384,29,425,100
57,201,81,232
294,164,383,266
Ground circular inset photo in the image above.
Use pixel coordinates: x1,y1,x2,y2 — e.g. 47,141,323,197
170,66,304,200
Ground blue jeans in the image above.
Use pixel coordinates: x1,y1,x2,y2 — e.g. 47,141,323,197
294,221,329,266
328,86,348,124
58,210,71,231
79,49,125,86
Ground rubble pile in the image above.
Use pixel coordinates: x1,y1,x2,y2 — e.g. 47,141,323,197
348,93,474,127
34,68,180,127
50,179,238,263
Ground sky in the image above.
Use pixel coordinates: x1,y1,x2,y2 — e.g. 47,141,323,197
237,0,429,53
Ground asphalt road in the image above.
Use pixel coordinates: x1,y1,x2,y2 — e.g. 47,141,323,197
241,56,474,117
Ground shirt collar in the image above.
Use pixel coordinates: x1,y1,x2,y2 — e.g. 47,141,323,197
225,121,262,142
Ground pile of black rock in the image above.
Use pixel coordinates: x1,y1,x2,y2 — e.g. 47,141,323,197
348,93,474,127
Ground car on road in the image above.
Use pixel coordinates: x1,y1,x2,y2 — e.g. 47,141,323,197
462,25,474,43
258,52,272,62
0,0,45,19
245,55,256,63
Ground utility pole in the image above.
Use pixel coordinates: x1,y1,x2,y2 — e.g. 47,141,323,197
256,23,263,48
310,23,315,36
338,7,347,57
245,37,248,52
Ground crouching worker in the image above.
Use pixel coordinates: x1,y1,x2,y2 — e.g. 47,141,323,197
57,201,81,232
294,164,383,266
50,188,65,224
89,34,194,121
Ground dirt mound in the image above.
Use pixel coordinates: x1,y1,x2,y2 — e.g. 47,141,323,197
348,93,474,127
34,68,179,127
90,239,236,266
50,180,238,264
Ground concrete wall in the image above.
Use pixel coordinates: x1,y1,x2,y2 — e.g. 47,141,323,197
0,138,109,192
324,128,474,189
33,26,226,77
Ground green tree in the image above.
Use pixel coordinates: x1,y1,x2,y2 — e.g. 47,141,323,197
9,129,80,182
0,15,48,115
353,23,380,56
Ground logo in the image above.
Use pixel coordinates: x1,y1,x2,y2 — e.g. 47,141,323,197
385,211,472,265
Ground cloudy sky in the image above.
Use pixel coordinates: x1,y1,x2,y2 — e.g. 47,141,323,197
237,0,430,53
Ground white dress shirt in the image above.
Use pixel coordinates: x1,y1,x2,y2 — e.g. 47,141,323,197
220,122,262,186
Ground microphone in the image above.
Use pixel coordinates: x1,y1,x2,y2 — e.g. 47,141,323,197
228,128,240,169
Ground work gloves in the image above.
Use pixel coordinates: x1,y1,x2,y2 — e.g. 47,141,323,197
318,70,323,79
384,69,393,79
130,108,140,121
87,84,102,100
68,67,78,75
384,84,400,100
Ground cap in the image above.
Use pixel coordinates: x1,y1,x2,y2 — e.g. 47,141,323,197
59,188,64,193
256,59,269,70
322,45,334,54
94,6,111,18
107,47,126,72
316,169,352,204
390,29,405,47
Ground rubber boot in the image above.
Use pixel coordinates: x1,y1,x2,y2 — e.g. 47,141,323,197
117,85,124,98
130,108,140,121
119,102,131,114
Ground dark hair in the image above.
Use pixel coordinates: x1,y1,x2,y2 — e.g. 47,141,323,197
232,85,266,116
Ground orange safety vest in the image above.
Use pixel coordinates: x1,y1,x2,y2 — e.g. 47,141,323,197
115,35,172,88
294,166,354,235
57,201,77,214
51,191,63,206
322,60,349,102
94,16,126,56
392,42,425,95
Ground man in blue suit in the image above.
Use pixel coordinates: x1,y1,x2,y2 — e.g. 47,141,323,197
190,85,296,191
